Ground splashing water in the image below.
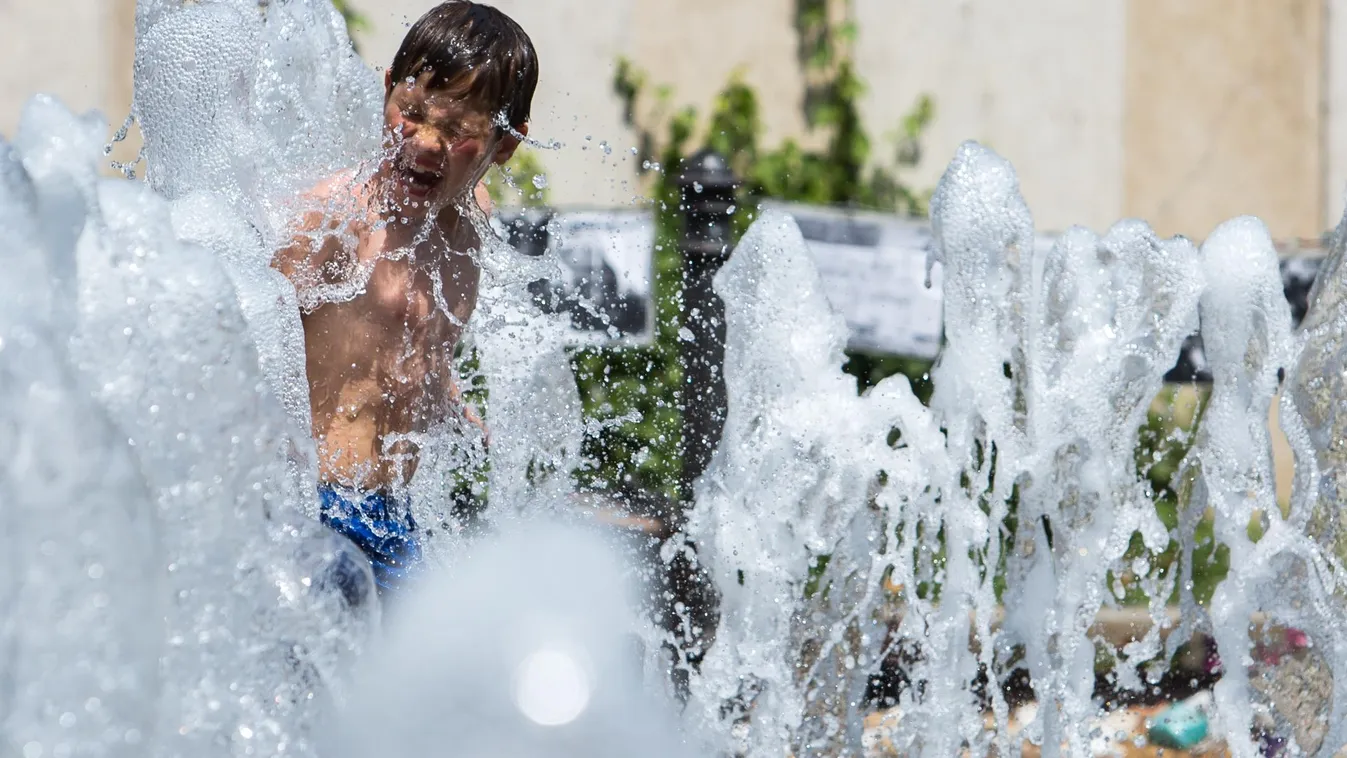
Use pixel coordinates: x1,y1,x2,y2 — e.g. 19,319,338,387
7,3,1347,758
320,521,696,758
0,1,595,756
671,141,1347,758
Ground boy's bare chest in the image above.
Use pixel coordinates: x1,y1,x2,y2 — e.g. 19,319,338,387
332,232,478,329
360,258,437,325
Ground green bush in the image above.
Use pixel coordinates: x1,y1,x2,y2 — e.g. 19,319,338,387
568,3,937,503
485,148,550,208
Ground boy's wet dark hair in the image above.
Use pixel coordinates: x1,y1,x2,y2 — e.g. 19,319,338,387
388,1,539,133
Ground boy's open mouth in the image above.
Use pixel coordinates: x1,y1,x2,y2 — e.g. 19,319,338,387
399,165,441,201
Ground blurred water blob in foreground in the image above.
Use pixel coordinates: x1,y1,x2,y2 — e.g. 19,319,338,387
322,521,697,758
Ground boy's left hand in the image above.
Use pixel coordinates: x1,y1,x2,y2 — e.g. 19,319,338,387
464,403,490,449
475,180,493,216
449,376,490,448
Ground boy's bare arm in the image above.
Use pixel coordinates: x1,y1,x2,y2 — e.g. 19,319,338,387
432,338,489,445
272,182,351,288
271,207,328,283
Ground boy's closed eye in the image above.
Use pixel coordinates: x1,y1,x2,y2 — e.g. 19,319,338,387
397,99,484,140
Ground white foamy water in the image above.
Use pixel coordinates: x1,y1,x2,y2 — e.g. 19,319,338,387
0,0,591,755
320,521,696,758
6,3,1347,758
681,212,915,755
673,142,1347,758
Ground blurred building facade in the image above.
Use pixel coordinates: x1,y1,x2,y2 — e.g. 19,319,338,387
1,0,1343,241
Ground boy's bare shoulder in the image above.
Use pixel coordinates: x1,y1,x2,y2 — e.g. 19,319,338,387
272,170,369,282
305,170,362,202
293,170,369,232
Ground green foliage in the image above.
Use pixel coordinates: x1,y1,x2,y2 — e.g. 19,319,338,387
485,148,550,208
618,68,933,219
1107,385,1230,608
569,228,686,500
578,3,935,501
568,1,939,503
845,352,933,402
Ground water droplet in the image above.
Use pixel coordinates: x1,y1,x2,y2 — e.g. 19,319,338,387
532,174,548,190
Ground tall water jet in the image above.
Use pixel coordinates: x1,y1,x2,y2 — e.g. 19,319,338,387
0,112,162,758
918,142,1038,757
1179,217,1299,757
681,212,923,756
1001,218,1202,757
1279,200,1347,755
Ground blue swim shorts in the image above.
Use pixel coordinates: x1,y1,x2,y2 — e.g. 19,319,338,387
318,484,423,596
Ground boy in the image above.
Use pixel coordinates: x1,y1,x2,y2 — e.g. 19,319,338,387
272,1,538,597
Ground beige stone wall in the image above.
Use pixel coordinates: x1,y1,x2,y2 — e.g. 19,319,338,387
0,0,1337,240
1324,0,1347,228
0,0,130,134
349,0,1130,231
854,0,1127,234
621,0,810,153
0,0,138,169
1123,0,1324,241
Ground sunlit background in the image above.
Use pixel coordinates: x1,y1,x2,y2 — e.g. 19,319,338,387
1,0,1340,240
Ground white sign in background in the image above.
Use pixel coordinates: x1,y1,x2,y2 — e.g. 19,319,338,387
549,211,655,308
497,208,657,347
762,201,945,359
528,205,1324,379
516,204,949,358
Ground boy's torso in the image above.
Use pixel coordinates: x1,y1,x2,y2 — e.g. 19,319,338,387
297,195,481,491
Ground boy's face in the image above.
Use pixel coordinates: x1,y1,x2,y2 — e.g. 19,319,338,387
381,71,522,219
